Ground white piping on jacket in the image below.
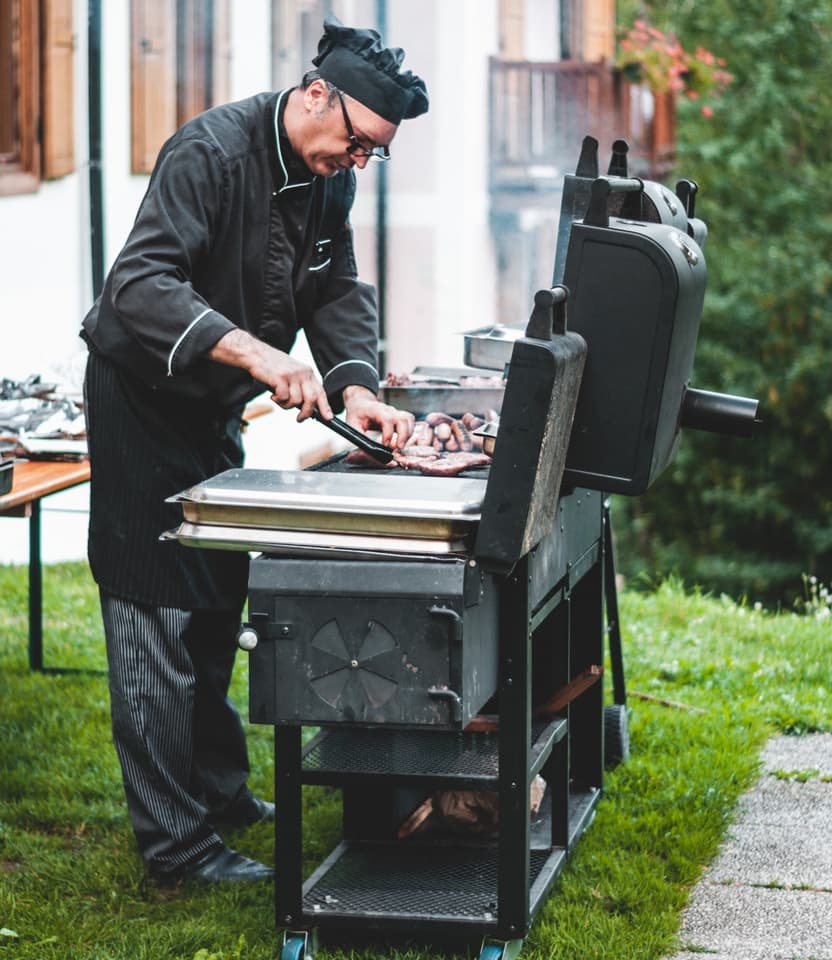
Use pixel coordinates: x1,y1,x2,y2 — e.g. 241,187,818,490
274,90,312,194
323,359,379,385
167,309,212,376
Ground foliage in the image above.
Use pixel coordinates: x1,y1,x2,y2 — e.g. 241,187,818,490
616,20,732,116
612,0,832,607
1,563,830,959
795,574,832,620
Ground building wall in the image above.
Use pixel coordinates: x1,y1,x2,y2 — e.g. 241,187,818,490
0,0,501,564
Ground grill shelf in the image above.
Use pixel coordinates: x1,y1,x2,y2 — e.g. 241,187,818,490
301,719,567,787
301,787,599,932
303,842,555,927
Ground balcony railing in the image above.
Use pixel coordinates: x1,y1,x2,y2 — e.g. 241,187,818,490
489,57,675,192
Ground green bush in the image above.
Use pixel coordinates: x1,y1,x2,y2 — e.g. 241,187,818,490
614,0,832,607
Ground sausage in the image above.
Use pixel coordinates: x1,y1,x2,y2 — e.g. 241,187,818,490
417,452,491,476
450,418,473,452
425,411,455,427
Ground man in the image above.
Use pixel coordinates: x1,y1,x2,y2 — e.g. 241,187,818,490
80,14,428,886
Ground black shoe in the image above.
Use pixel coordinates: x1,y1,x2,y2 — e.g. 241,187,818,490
150,845,274,887
211,795,275,830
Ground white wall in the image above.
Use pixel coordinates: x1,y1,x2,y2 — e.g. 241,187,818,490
1,1,499,565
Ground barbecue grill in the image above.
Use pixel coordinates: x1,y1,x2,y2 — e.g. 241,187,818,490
164,137,759,960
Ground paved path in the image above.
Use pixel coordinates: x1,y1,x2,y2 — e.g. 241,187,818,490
668,733,832,960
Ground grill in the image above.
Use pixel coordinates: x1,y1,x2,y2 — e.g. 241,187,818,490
165,136,758,960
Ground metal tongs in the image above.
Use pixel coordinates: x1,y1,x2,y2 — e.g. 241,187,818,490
311,409,395,464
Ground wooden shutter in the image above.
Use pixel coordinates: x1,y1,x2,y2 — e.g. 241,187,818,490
581,0,614,62
499,0,525,58
211,0,229,106
0,0,40,195
131,0,176,175
41,0,75,179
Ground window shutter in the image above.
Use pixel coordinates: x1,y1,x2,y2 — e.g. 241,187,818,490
499,0,525,58
41,0,75,179
0,0,40,195
581,0,614,62
131,0,176,175
211,0,230,107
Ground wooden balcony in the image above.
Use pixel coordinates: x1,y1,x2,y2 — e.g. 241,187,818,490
489,57,675,194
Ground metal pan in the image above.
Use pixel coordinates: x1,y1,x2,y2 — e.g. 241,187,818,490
160,521,472,559
462,324,527,371
167,469,486,540
381,365,505,416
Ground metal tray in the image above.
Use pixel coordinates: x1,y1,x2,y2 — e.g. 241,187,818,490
168,469,486,540
161,522,471,559
462,324,527,371
381,366,505,416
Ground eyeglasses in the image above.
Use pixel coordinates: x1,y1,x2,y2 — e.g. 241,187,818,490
336,90,390,162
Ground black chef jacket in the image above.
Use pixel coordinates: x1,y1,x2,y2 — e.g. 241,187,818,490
81,89,381,610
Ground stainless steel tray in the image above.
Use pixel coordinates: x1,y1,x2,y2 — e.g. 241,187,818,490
168,469,486,540
161,522,471,559
381,366,505,416
462,324,527,371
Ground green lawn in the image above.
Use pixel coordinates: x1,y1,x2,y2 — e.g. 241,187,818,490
1,562,829,960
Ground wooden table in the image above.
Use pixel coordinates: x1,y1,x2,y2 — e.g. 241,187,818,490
0,398,274,672
0,459,91,670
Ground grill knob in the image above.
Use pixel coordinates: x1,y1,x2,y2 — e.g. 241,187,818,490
237,628,259,651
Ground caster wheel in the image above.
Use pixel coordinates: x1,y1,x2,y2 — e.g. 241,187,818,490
281,935,305,960
479,945,506,960
478,937,524,960
604,703,630,768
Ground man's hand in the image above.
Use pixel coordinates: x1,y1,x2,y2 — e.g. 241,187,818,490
209,329,332,421
343,385,415,450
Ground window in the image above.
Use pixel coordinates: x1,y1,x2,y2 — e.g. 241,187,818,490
0,0,74,197
131,0,230,175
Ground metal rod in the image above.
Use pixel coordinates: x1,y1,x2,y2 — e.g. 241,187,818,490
88,0,105,299
28,500,43,671
680,387,760,438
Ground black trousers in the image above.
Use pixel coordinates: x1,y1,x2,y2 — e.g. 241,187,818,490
100,591,253,870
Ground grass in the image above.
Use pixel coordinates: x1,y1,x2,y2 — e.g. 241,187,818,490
1,563,830,960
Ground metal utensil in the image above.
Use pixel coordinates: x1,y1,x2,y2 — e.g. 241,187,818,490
311,409,395,464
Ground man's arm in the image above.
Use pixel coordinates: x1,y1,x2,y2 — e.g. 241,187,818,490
209,329,333,421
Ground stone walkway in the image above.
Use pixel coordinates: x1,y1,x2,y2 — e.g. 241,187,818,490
668,733,832,960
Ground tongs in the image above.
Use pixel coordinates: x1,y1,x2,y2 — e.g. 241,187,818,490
311,409,395,464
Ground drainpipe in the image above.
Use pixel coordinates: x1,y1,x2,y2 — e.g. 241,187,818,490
88,0,105,299
375,0,388,374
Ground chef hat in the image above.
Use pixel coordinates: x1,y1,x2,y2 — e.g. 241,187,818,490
311,13,429,124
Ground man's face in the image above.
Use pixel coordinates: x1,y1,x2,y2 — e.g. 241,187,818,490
300,80,398,177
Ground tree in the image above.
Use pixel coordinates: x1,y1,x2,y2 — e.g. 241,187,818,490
612,0,832,606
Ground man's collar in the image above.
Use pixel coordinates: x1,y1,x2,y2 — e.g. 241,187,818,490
274,88,315,193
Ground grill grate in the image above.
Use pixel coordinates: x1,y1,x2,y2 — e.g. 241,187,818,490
302,721,566,786
304,843,552,921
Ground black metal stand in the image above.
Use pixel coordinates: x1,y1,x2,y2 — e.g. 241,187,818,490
270,491,606,960
28,500,43,671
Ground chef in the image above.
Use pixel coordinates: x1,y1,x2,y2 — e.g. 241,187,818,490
80,13,427,887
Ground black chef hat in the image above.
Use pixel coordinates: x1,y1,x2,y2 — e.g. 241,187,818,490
312,13,429,125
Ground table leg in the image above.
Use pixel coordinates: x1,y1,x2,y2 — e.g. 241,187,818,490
28,499,43,671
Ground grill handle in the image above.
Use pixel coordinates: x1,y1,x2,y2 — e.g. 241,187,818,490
680,387,761,438
585,175,644,228
525,284,570,340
